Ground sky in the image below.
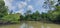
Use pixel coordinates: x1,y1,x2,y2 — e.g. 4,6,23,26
4,0,56,14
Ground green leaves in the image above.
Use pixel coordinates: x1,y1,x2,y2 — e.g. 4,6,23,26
2,14,20,23
0,0,8,19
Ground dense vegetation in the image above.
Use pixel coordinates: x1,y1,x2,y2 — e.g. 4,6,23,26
20,0,60,23
0,0,20,24
0,0,60,24
20,6,60,23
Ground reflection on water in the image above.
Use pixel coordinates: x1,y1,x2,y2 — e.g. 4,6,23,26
20,22,50,28
20,22,34,28
47,26,50,28
20,23,28,28
41,25,44,28
0,21,60,28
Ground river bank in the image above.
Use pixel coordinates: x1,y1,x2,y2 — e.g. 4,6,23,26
0,21,60,28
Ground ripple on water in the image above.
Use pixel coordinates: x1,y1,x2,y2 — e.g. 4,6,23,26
20,23,34,28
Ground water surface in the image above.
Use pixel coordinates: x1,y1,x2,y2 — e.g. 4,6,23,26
0,21,60,28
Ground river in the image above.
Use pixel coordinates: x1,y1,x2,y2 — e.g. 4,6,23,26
0,21,60,28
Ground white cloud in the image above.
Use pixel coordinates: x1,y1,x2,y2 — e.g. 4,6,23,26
18,1,27,9
36,0,44,6
15,9,24,14
8,0,13,3
25,0,31,2
4,0,31,14
4,0,15,10
4,0,13,3
27,5,34,10
4,0,27,10
4,0,10,6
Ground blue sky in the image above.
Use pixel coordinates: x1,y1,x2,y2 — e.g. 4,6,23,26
4,0,52,14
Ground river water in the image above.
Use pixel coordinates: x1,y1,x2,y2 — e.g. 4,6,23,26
0,21,60,28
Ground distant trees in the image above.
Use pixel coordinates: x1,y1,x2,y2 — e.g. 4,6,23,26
31,11,40,21
20,6,60,23
20,10,41,21
0,0,60,24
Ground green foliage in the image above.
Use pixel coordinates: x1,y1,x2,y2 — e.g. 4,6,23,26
20,10,41,21
0,0,60,24
46,6,60,23
20,6,60,23
31,11,40,21
2,14,20,23
0,0,21,24
0,0,8,19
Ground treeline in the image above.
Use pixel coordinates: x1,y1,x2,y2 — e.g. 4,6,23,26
20,6,60,23
0,0,60,24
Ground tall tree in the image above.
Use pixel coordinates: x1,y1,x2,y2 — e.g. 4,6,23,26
0,0,8,19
